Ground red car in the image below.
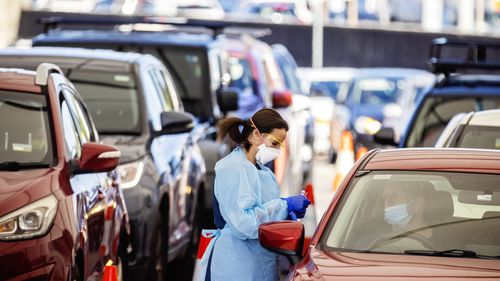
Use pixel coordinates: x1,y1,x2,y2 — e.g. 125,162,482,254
260,148,500,280
0,64,128,280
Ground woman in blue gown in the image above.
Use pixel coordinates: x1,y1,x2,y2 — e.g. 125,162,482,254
200,109,311,281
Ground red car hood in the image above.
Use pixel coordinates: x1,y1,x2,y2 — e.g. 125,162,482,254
291,247,500,280
0,168,61,217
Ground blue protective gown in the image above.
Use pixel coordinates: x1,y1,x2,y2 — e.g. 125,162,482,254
202,146,288,281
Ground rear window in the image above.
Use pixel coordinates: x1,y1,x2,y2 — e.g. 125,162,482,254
349,78,405,106
405,96,500,147
68,70,142,134
0,90,54,166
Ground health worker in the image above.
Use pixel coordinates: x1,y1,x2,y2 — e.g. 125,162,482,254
199,108,310,281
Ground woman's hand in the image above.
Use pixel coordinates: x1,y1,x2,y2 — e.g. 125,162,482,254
283,195,311,215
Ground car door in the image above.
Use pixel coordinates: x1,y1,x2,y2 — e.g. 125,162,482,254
147,66,194,250
60,87,106,277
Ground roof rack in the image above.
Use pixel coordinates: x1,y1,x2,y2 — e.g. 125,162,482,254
37,16,272,39
35,63,63,86
428,37,500,75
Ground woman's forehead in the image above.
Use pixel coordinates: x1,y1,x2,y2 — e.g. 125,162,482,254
269,128,287,141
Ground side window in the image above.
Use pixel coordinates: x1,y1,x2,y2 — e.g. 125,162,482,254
61,99,82,159
63,88,95,143
159,69,182,112
142,69,164,132
148,69,173,111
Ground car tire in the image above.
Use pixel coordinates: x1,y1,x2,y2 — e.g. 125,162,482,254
118,230,130,281
145,208,168,281
167,196,203,281
70,264,82,281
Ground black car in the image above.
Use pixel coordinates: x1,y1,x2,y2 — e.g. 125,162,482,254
0,47,207,281
32,19,239,219
374,38,500,149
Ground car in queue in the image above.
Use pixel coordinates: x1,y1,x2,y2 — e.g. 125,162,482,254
0,47,206,281
296,67,357,160
259,148,500,280
0,64,128,281
435,109,500,149
223,34,308,197
375,38,500,148
32,18,240,226
335,67,434,157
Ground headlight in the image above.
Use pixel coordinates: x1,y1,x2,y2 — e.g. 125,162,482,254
355,116,382,135
116,161,144,189
0,195,58,241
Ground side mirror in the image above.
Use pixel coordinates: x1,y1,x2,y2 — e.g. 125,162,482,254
74,143,120,174
272,89,293,108
159,111,195,135
373,127,398,146
217,87,239,114
259,221,304,265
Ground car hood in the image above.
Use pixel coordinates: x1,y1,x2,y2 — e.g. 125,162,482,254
351,104,385,123
0,168,60,217
292,247,500,280
100,135,148,164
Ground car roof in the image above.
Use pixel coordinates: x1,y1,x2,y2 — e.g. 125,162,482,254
297,67,358,82
468,109,500,127
364,148,500,174
353,68,434,79
33,29,218,49
0,47,159,72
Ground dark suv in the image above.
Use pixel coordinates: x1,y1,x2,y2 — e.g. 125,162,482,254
32,19,239,217
374,38,500,148
0,47,206,280
0,64,127,281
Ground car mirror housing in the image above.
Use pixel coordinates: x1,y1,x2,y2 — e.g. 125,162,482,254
272,89,293,108
74,143,120,174
217,87,239,114
373,127,398,146
159,111,195,135
259,221,304,265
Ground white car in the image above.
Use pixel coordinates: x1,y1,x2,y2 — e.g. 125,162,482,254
296,67,357,157
435,109,500,149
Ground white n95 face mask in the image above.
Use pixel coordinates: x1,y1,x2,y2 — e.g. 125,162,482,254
384,202,413,229
255,143,281,165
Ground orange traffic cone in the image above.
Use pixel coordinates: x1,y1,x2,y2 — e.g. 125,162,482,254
300,182,318,254
103,261,118,281
332,131,355,192
355,146,368,161
192,233,212,281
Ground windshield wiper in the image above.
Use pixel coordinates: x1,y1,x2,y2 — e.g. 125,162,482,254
0,161,49,171
404,249,499,259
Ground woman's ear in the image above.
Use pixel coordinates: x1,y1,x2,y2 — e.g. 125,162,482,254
249,128,260,145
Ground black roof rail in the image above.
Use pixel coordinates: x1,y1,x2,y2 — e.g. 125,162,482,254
429,37,500,75
37,16,271,39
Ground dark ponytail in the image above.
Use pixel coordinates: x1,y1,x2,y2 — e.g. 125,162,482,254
217,108,288,151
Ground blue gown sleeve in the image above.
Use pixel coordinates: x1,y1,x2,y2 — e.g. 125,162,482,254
215,163,288,240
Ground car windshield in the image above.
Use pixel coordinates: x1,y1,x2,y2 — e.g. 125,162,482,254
68,70,141,134
320,171,500,258
228,56,254,93
162,50,207,101
456,125,500,150
350,78,404,105
311,81,343,100
0,90,54,167
405,96,500,147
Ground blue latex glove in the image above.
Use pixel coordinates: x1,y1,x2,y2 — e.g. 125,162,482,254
288,211,298,221
282,195,311,214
